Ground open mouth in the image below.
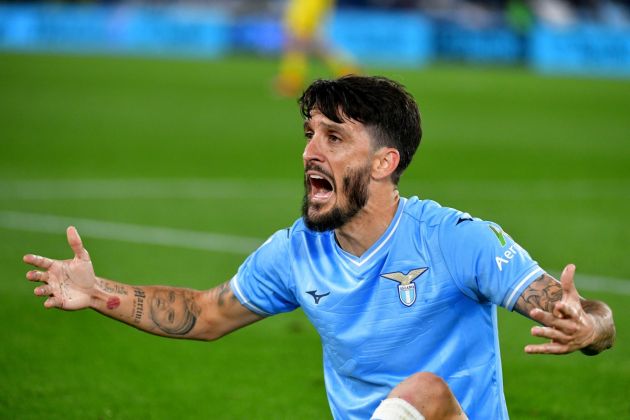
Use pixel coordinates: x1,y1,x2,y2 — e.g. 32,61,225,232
307,172,334,203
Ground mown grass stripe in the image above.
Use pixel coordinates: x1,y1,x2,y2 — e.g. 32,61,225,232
0,210,262,255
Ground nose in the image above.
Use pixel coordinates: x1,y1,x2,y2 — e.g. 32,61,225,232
303,136,323,164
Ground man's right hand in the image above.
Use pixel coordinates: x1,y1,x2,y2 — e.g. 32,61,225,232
24,226,263,341
24,226,96,310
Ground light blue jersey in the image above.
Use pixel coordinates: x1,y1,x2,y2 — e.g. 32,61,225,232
230,197,543,419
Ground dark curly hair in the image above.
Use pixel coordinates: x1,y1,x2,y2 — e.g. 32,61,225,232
299,75,422,185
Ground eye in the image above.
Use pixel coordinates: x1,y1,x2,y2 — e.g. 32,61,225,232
328,134,341,143
304,131,314,141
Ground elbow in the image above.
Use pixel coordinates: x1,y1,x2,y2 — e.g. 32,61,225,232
201,330,226,342
194,316,229,342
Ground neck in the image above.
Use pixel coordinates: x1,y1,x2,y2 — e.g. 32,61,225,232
334,185,400,257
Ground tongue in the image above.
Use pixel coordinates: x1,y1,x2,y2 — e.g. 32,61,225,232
314,189,332,199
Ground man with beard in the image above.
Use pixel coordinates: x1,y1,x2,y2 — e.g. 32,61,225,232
24,76,615,420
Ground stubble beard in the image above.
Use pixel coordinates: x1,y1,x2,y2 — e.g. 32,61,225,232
302,163,371,232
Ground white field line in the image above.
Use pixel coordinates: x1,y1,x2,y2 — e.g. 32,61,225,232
2,210,628,296
0,210,262,255
574,274,630,296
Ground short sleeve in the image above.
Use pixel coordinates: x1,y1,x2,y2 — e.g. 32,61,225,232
438,212,544,310
230,228,299,316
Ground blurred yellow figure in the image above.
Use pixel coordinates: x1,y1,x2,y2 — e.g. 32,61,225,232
276,0,358,97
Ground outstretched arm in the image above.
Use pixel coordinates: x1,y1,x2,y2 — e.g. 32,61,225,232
513,264,615,355
24,226,262,341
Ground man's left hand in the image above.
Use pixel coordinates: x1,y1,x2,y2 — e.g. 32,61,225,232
524,264,596,354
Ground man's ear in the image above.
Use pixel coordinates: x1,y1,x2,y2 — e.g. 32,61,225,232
372,148,400,180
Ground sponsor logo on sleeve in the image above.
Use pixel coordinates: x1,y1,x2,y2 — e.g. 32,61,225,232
495,243,525,271
489,225,507,246
489,224,525,271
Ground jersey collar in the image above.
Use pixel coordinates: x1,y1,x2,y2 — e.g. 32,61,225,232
332,197,407,270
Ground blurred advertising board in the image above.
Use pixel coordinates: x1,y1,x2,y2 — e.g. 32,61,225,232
531,24,630,77
0,4,231,58
435,21,524,63
1,4,629,78
326,9,433,67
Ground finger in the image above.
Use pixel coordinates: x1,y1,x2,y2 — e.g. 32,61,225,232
44,296,63,309
531,325,571,344
554,301,580,320
560,264,580,304
528,308,578,332
529,307,557,325
524,342,570,355
67,226,90,261
26,270,49,283
23,254,55,269
34,285,53,297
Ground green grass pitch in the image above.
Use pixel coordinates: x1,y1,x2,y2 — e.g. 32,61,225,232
0,52,629,418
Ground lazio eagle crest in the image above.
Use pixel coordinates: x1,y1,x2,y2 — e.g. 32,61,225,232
381,268,429,307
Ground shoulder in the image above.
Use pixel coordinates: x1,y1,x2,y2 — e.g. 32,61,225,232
257,217,331,255
249,223,295,261
401,196,506,250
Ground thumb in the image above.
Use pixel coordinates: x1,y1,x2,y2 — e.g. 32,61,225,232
554,264,582,319
44,296,63,309
66,226,90,261
560,264,580,302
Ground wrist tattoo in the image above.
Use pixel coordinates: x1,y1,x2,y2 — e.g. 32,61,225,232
97,279,128,295
515,274,562,317
106,297,121,310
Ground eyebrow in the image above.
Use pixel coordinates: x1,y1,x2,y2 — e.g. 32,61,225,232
303,120,350,135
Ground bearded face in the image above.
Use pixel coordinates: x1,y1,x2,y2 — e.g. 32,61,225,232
302,161,371,232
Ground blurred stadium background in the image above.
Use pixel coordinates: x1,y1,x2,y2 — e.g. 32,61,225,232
1,0,629,418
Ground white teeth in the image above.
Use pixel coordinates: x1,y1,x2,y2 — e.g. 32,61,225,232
311,175,323,179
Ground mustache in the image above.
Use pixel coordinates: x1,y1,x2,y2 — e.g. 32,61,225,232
304,163,334,180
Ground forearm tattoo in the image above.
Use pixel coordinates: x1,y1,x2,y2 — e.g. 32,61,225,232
514,274,562,318
514,274,616,355
132,288,145,324
149,289,201,336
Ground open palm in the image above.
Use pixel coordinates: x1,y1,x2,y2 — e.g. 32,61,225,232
24,226,96,310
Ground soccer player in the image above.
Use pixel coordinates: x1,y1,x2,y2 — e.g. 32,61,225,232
24,76,615,419
275,0,358,97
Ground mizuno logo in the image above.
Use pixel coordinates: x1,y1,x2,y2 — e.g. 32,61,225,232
456,217,473,225
306,290,330,304
381,268,429,307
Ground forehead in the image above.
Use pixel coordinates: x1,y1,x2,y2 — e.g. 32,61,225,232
304,110,368,135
